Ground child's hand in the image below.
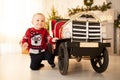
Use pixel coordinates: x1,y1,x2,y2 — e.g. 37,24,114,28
22,42,28,49
52,37,59,42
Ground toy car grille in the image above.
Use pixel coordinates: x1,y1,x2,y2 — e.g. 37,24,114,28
72,20,102,42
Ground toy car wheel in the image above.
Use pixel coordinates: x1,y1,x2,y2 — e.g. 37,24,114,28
90,48,109,73
58,42,69,75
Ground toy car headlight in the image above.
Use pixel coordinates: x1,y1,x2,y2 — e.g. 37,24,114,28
62,29,71,38
61,21,72,38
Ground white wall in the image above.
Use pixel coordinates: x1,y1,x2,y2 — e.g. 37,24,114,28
43,0,107,18
107,0,120,14
0,0,44,54
0,0,44,40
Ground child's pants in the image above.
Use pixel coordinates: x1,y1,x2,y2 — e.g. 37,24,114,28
30,50,55,70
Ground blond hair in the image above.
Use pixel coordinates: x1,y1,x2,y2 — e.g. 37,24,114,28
32,13,45,21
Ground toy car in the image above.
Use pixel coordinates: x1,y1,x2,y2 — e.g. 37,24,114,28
49,12,110,75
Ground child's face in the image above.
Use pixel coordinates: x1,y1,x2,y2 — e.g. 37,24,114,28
32,14,45,29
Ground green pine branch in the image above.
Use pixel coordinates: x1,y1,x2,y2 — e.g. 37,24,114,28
68,2,112,16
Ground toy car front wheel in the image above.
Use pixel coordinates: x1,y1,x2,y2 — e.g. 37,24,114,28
90,48,109,73
58,42,69,75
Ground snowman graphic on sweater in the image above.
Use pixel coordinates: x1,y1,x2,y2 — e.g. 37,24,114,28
31,34,42,46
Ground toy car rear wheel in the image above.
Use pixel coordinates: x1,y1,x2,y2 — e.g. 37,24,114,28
90,48,109,73
58,42,69,75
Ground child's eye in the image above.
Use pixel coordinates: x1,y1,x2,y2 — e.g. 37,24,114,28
41,20,44,22
37,20,39,22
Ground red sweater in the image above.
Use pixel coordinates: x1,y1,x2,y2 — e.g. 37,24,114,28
22,27,53,50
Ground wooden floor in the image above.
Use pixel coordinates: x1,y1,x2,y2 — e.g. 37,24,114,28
0,53,120,80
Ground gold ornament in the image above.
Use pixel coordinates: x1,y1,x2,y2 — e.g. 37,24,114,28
84,0,93,7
